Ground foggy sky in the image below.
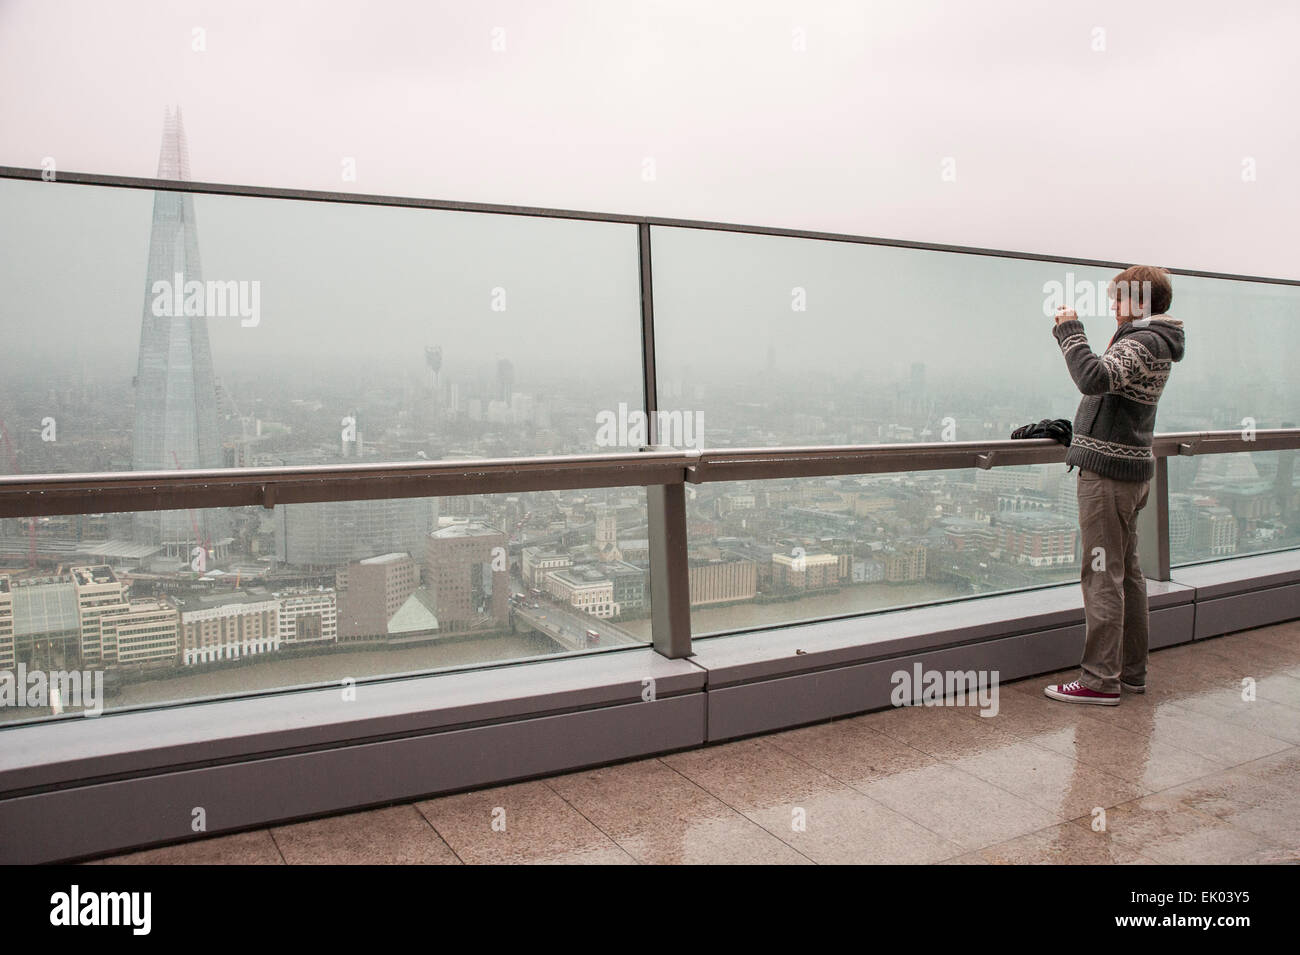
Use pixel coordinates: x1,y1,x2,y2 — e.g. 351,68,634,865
1,0,1298,425
1,0,1298,280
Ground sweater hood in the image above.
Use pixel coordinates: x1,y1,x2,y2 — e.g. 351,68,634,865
1125,315,1185,362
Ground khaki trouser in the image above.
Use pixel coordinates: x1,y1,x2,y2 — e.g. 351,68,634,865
1076,468,1151,693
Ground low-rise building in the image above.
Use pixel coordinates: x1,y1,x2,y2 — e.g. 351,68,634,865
180,593,280,665
688,554,757,606
771,551,839,590
521,547,572,590
105,598,180,667
544,567,616,617
276,587,338,644
336,552,419,641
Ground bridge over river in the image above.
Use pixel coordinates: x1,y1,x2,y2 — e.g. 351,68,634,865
511,601,643,652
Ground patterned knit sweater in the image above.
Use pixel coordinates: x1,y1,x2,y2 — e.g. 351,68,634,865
1052,315,1186,482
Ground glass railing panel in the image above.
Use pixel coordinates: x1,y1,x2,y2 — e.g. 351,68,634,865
0,484,650,723
1169,448,1300,566
649,226,1300,450
1157,274,1300,432
0,177,644,487
650,225,1123,448
686,462,1082,637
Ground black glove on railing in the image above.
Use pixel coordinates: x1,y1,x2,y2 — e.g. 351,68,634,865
1010,418,1073,446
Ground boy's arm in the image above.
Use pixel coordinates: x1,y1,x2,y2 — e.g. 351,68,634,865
1052,313,1145,396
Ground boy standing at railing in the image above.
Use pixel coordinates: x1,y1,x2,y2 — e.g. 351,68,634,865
1045,266,1185,705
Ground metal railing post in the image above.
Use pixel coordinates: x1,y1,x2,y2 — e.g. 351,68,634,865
646,471,693,659
1138,456,1172,581
639,223,693,658
638,223,659,446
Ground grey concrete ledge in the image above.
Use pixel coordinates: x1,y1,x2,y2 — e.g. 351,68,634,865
3,694,706,865
1171,550,1300,600
0,647,704,796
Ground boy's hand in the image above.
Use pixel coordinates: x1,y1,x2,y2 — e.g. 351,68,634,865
1055,306,1078,326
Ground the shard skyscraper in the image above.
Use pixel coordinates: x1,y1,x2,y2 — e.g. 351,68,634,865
132,106,231,552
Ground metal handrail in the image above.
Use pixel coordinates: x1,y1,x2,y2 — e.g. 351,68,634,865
1,430,1296,519
0,448,697,518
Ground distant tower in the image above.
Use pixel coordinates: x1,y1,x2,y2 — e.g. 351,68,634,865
595,506,622,561
1277,420,1296,522
342,409,362,457
131,106,231,551
910,361,927,417
497,358,514,404
425,344,442,390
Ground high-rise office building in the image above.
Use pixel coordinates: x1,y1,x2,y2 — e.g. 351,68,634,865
336,552,421,640
0,578,14,670
497,359,514,404
131,106,231,548
425,522,508,632
1276,423,1295,523
276,497,435,567
425,344,442,388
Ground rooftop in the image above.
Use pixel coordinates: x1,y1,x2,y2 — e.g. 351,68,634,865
175,590,280,611
71,565,118,586
549,568,610,587
430,522,502,539
359,552,411,565
89,621,1300,864
74,540,164,560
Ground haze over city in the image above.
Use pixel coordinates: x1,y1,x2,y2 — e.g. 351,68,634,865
0,0,1297,721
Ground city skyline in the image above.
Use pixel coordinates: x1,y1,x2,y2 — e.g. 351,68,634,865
1,104,1297,723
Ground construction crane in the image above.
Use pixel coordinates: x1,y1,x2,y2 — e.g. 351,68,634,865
0,418,38,568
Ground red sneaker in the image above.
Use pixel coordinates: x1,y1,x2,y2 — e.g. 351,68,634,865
1044,680,1120,705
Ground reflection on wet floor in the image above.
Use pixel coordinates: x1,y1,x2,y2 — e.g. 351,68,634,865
92,621,1300,864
